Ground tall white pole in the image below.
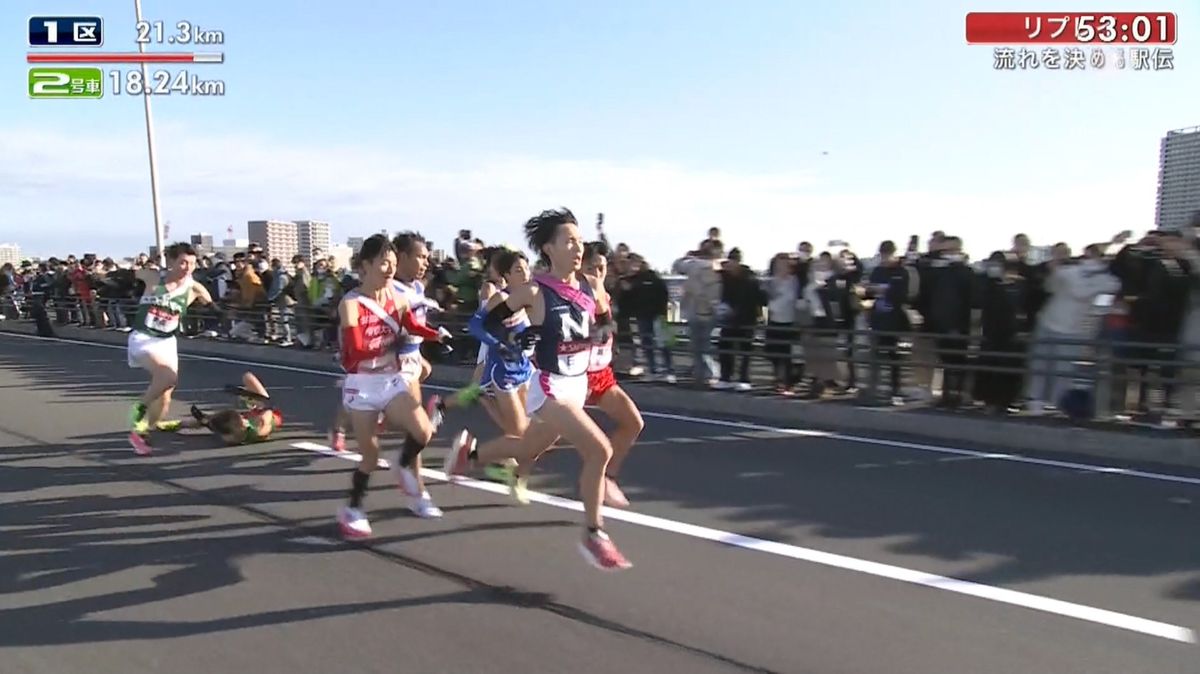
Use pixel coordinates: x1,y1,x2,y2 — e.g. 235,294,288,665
133,0,166,267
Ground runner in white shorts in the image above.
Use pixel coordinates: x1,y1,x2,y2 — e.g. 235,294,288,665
127,242,216,456
336,234,451,539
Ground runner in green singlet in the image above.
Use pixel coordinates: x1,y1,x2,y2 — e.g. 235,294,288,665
126,242,215,456
171,371,284,446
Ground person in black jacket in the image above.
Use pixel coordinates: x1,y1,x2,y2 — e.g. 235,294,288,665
919,236,975,407
972,251,1027,413
716,248,766,391
867,241,914,404
624,254,675,382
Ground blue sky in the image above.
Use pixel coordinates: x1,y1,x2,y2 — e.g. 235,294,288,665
2,0,1196,267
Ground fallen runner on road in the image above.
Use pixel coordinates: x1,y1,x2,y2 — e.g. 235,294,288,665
173,371,284,446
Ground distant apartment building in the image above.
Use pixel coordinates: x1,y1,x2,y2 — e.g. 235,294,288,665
347,236,365,254
0,243,20,266
294,220,332,262
189,234,214,256
328,243,354,270
247,220,299,263
1155,125,1200,231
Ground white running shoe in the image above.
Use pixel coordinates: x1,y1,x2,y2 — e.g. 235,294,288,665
391,461,422,498
337,506,372,539
408,492,443,519
443,430,475,480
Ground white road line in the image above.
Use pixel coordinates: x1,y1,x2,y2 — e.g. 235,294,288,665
7,331,1200,490
418,468,1194,644
290,441,390,469
8,332,1197,643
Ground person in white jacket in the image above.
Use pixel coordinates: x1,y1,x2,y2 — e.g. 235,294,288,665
1027,244,1119,414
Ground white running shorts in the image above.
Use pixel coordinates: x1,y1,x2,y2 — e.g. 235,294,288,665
525,370,588,416
127,331,179,373
343,372,409,412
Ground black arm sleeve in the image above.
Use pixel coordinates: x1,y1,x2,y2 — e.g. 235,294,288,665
482,300,517,334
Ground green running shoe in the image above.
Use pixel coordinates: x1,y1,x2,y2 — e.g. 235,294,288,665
129,402,150,435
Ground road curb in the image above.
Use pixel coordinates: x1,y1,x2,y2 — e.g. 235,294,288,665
4,321,1197,468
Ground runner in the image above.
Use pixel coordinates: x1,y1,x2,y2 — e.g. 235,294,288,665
465,249,538,498
435,247,519,484
127,242,216,456
337,234,450,539
444,208,632,571
389,231,453,518
503,240,643,507
173,371,284,446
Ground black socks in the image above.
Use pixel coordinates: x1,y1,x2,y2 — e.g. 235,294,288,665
349,469,370,508
399,434,425,468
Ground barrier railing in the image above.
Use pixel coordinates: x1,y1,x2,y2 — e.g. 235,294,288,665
2,294,1194,424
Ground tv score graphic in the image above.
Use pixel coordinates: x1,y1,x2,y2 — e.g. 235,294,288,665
28,15,103,46
965,11,1177,72
26,14,226,99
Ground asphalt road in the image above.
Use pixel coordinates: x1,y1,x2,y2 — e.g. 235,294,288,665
1,331,1198,674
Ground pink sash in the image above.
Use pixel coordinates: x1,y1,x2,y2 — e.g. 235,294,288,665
534,273,596,316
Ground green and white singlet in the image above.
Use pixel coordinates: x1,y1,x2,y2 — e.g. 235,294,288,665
133,278,193,338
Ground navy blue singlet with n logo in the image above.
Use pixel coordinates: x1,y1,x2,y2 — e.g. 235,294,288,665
533,280,594,376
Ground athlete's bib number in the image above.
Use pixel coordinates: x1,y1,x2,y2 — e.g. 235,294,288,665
589,343,612,370
145,305,179,334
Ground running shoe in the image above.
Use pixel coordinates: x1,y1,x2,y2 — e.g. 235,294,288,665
442,429,475,480
155,419,183,432
483,460,515,484
604,476,630,508
329,429,346,452
337,505,372,539
129,402,150,435
391,461,422,498
408,492,443,519
129,432,153,456
425,395,444,432
579,530,632,571
510,474,530,505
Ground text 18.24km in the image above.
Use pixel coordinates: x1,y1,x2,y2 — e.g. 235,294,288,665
110,69,225,96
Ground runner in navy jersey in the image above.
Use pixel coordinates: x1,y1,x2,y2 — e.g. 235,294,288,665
444,208,631,571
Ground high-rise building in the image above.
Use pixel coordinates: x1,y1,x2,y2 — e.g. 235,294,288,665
247,220,299,263
294,220,332,262
1155,125,1200,231
347,236,365,254
189,233,214,256
0,243,20,267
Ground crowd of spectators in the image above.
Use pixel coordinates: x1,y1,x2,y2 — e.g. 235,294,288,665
4,211,1200,427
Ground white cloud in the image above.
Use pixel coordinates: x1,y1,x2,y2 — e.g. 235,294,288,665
0,124,1159,267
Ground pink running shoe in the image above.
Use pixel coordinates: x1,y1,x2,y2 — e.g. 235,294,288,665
442,430,475,480
329,430,346,453
129,432,153,456
337,505,372,539
425,395,444,432
579,530,632,571
604,476,630,508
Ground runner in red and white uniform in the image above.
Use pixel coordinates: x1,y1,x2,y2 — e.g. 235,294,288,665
336,235,451,539
580,241,643,507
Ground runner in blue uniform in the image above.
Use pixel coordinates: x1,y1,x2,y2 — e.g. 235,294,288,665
444,208,631,571
460,249,538,495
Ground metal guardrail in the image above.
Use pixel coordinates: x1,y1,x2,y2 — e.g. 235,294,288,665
2,293,1194,424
